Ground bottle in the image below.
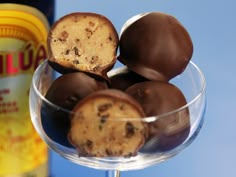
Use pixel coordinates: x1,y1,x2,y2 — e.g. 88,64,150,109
0,1,55,177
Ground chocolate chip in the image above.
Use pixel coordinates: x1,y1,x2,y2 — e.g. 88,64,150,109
72,60,80,65
108,35,113,41
86,140,93,150
90,56,98,64
85,28,93,38
126,122,135,138
105,149,113,156
59,31,69,41
73,47,80,56
89,21,95,27
98,103,112,112
65,49,70,55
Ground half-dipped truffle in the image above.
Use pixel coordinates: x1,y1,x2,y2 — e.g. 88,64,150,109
68,89,147,157
48,12,119,79
41,72,107,147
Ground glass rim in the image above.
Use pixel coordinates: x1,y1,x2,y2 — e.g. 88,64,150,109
32,59,206,122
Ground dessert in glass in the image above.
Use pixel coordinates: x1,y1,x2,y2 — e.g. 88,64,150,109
29,12,207,177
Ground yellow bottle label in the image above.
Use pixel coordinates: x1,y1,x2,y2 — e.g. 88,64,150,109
0,4,50,177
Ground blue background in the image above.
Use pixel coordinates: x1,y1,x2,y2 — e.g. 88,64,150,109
49,1,236,177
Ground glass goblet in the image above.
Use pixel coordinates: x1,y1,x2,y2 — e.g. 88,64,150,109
29,60,206,177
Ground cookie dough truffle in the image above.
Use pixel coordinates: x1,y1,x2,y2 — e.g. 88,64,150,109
41,72,107,147
109,67,148,91
68,89,147,157
47,12,119,79
119,12,193,81
45,72,107,109
126,81,190,151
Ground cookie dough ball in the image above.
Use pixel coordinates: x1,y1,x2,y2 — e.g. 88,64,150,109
109,67,148,91
48,12,119,79
126,81,190,151
68,89,147,157
119,12,193,81
41,72,107,147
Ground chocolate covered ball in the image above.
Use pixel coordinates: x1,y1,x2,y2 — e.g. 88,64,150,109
41,72,107,147
68,89,147,157
48,12,119,80
126,81,190,151
109,67,148,91
118,12,193,81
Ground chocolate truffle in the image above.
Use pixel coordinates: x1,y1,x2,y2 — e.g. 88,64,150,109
118,12,193,81
68,89,147,157
108,66,148,91
126,81,190,151
47,12,119,79
41,72,107,147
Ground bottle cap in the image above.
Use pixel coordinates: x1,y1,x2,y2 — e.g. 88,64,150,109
0,3,49,44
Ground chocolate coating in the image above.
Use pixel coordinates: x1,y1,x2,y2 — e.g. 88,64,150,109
126,81,190,151
68,89,148,157
47,12,119,80
119,12,193,81
41,72,107,147
109,67,148,91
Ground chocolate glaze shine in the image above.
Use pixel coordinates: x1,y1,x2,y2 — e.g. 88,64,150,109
109,67,148,91
45,72,107,109
126,81,190,151
119,12,193,81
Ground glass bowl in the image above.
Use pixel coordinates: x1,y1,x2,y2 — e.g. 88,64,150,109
29,60,206,176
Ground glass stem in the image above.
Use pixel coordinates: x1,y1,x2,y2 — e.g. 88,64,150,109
106,170,121,177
